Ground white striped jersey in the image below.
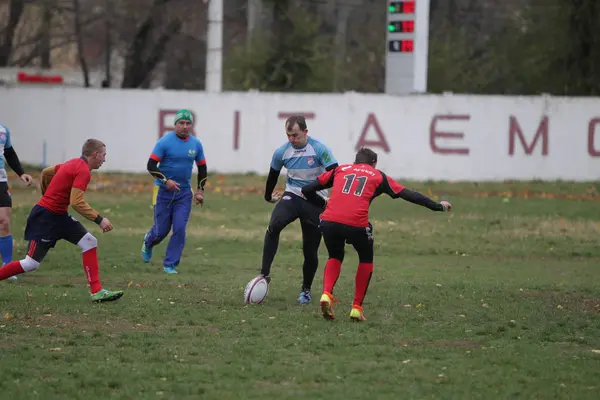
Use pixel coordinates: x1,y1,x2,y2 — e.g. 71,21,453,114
270,137,337,199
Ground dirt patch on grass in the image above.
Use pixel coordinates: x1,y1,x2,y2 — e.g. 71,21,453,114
523,290,600,314
399,339,480,349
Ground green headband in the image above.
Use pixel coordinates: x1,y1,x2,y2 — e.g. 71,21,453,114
174,109,193,125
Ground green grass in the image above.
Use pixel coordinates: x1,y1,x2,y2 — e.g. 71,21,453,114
1,174,599,399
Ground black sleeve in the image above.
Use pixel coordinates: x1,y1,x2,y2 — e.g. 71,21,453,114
301,180,327,208
147,158,166,182
301,169,336,209
197,163,207,190
325,163,338,171
397,189,445,211
4,146,25,176
264,168,280,201
378,172,444,211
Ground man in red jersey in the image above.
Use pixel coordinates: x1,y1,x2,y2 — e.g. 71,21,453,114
0,139,124,302
301,147,452,321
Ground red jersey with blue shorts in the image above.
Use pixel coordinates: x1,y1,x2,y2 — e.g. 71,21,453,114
316,164,406,228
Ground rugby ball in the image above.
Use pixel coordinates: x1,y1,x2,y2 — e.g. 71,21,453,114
244,275,269,304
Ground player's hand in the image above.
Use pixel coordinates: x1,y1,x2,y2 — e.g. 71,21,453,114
20,174,33,186
99,217,113,232
194,188,204,206
267,192,282,204
440,200,452,212
165,179,180,192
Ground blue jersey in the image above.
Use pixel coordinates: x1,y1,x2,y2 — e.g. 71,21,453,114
150,132,206,189
270,137,337,199
0,123,14,182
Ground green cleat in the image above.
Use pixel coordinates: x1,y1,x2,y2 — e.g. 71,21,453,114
91,288,124,303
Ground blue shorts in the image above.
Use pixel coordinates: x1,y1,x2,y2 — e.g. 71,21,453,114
24,205,88,248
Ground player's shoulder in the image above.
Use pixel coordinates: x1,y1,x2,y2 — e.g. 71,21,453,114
306,136,330,150
336,163,354,173
190,135,203,146
71,157,90,171
0,123,9,135
273,141,291,156
159,131,175,141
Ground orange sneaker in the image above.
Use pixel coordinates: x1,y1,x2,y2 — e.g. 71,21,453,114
349,305,366,321
320,292,338,320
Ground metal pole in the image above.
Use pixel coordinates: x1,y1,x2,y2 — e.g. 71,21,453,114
205,0,223,92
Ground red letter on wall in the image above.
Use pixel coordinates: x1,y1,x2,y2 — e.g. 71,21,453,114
233,111,240,150
588,118,600,157
509,115,548,156
429,114,470,155
278,112,316,121
354,113,390,153
158,109,197,138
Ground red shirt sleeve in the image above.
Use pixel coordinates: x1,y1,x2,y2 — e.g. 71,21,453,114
72,165,91,191
317,169,335,186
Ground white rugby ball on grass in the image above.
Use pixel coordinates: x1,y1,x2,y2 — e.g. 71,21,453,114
244,275,269,304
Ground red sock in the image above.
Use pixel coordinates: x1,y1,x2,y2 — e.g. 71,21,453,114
353,262,373,307
0,260,25,280
323,258,342,294
82,248,102,294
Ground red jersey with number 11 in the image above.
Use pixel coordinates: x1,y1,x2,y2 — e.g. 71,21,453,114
317,163,406,228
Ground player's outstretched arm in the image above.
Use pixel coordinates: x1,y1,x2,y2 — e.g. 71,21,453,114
381,172,451,211
264,167,281,203
397,189,451,211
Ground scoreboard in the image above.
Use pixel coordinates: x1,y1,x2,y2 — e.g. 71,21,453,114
385,0,430,95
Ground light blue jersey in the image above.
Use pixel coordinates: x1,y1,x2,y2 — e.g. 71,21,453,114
270,137,337,199
0,124,13,182
150,132,206,189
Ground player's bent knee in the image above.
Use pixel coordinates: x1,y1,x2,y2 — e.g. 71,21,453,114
21,255,40,272
77,232,98,252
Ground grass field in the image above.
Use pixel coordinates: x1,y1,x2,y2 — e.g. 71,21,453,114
1,172,599,399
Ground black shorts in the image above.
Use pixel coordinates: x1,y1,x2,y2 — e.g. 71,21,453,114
268,191,323,234
0,182,12,208
24,205,88,248
320,220,374,263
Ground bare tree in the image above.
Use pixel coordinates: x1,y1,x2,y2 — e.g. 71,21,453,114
0,0,26,66
72,0,90,86
120,0,182,88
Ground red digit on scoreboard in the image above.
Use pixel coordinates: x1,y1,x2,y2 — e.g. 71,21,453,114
401,20,414,32
403,1,415,14
402,40,414,52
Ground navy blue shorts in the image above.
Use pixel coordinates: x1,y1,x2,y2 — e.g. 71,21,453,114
24,205,88,248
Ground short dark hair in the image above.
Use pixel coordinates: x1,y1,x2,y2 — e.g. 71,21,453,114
285,115,307,131
82,139,106,157
354,147,378,166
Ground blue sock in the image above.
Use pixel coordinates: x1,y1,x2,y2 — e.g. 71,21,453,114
0,235,13,266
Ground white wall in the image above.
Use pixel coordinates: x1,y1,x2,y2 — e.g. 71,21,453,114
1,87,599,181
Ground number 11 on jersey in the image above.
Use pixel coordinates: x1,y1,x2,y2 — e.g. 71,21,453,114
342,174,368,196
